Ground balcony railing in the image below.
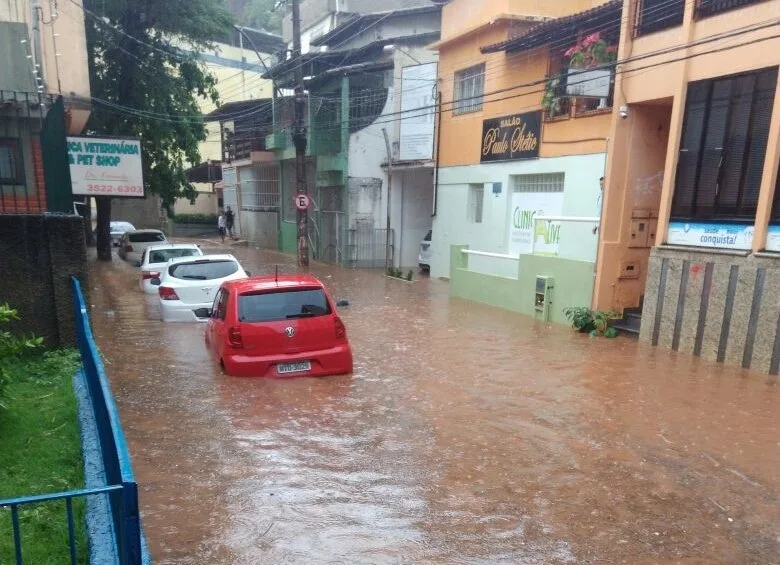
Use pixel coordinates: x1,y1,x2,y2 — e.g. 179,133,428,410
696,0,765,18
634,0,685,36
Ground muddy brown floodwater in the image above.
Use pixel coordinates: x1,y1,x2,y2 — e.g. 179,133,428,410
86,244,778,565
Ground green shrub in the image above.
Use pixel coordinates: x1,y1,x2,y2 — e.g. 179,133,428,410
563,306,620,338
172,213,218,225
0,304,43,409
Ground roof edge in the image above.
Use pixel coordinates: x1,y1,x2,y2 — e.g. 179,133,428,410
427,14,549,51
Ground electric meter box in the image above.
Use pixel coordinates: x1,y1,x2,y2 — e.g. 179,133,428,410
534,276,555,322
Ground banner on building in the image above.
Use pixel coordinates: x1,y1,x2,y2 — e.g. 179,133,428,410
399,62,438,161
765,225,780,252
667,221,754,250
68,136,144,197
508,191,564,256
481,111,541,163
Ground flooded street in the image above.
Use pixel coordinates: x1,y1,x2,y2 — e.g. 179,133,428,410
87,244,778,565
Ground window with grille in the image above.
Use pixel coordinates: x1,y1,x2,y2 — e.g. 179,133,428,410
512,173,565,193
696,0,764,19
454,64,485,115
468,184,484,223
634,0,685,36
671,67,778,222
0,138,23,185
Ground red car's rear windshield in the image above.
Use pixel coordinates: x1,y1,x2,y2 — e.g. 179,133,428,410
238,288,331,322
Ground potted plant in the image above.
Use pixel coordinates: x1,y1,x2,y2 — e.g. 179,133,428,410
564,33,617,108
542,76,563,118
564,32,618,69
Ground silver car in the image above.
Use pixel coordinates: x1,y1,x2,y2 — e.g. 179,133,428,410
118,229,168,265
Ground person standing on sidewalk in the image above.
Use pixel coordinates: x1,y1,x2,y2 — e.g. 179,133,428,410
217,210,226,243
593,176,605,235
225,206,235,240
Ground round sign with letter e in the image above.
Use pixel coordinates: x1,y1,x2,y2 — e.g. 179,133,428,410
294,194,310,211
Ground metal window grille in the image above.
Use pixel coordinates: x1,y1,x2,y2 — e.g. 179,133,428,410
454,64,485,115
468,184,484,223
240,165,280,210
512,173,565,193
634,0,685,36
696,0,765,19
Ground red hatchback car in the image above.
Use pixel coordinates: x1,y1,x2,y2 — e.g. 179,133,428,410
204,275,353,378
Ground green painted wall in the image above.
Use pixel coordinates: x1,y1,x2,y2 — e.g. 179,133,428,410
279,222,297,254
449,245,595,325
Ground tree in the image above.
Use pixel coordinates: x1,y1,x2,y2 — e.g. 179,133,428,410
84,0,233,260
241,0,284,34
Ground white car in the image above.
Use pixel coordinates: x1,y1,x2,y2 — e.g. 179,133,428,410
118,229,168,264
153,254,249,322
137,243,204,294
418,230,432,272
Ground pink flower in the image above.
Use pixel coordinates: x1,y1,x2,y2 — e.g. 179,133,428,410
606,45,618,53
582,32,601,47
564,45,579,58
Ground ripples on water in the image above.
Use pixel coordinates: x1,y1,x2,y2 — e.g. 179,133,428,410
88,246,779,564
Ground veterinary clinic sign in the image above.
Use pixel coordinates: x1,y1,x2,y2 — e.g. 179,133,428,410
68,136,144,197
508,191,564,256
480,111,541,163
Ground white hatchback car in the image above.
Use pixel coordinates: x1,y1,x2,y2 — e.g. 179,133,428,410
153,254,249,322
137,244,203,294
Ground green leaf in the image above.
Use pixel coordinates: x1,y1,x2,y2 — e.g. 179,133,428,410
604,327,618,339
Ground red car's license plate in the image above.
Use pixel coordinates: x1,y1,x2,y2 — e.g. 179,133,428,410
277,361,311,374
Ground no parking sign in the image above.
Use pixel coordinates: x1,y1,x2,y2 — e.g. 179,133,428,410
294,194,311,211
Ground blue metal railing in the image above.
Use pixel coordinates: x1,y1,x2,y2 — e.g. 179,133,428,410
0,277,144,564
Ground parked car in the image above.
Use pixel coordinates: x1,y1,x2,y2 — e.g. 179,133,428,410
418,229,432,272
204,275,353,378
118,229,167,264
152,254,248,322
94,221,136,247
137,243,203,294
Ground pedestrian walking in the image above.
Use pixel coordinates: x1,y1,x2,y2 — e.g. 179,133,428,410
218,210,226,243
225,206,235,240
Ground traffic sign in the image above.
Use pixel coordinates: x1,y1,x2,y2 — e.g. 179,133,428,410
294,194,310,211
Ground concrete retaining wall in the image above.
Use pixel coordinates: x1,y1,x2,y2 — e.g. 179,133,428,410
641,246,780,374
0,214,87,346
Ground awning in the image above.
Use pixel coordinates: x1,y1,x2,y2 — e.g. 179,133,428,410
480,0,622,54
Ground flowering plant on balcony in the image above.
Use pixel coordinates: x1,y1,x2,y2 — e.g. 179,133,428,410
564,32,618,69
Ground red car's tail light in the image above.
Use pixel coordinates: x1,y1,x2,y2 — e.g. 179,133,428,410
228,326,243,349
141,271,160,280
334,317,346,340
158,286,179,301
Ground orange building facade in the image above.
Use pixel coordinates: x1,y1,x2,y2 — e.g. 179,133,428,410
596,0,780,372
429,0,620,284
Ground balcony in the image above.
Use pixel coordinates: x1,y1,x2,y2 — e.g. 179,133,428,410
696,0,766,18
634,0,685,36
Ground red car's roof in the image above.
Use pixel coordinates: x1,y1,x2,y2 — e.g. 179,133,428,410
223,274,324,293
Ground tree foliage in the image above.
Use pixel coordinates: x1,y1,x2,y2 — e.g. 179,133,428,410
83,0,233,260
240,0,284,34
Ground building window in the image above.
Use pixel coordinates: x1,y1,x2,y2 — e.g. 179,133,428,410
672,67,778,222
696,0,764,19
0,138,23,185
634,0,685,36
468,184,484,223
512,173,565,193
454,64,485,115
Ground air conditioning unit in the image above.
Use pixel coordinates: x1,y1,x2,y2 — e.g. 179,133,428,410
534,275,555,322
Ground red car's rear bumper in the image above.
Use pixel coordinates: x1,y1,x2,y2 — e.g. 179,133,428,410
222,344,353,378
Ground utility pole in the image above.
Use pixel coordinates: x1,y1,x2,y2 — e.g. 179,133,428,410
382,128,393,270
291,0,309,267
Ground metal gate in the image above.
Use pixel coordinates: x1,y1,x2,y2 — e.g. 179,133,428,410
318,186,345,263
346,222,394,269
